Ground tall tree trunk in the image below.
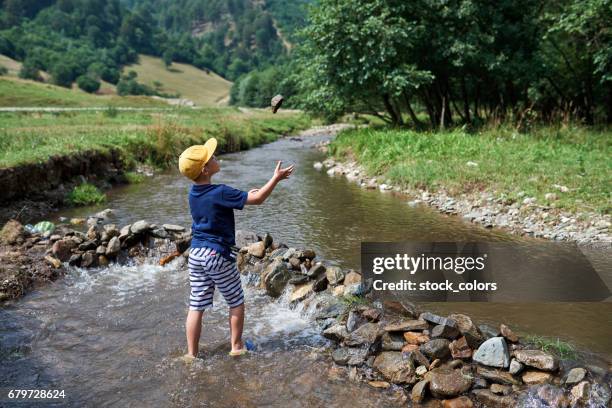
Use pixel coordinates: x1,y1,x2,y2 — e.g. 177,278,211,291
382,94,400,126
403,91,423,127
461,76,471,123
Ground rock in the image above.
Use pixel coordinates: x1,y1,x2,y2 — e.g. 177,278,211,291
411,379,430,403
499,324,519,343
312,274,328,292
263,232,274,249
332,285,345,296
443,396,474,408
261,259,291,297
509,358,523,375
313,162,323,171
297,249,316,260
383,300,420,318
79,240,98,251
98,255,109,266
368,381,390,389
490,383,512,395
96,245,106,255
513,349,558,371
150,228,168,239
343,283,362,297
325,266,345,285
1,220,25,245
118,224,131,240
86,225,99,241
476,366,521,385
406,349,430,367
52,239,77,262
373,352,416,384
344,271,361,285
361,308,382,322
384,319,429,332
81,251,95,267
70,217,86,225
382,332,405,351
323,324,349,342
404,332,430,345
570,381,590,404
162,224,185,233
522,370,553,385
564,367,586,385
346,310,367,332
44,256,62,269
290,282,314,302
307,262,326,278
331,347,368,366
432,324,460,340
473,337,510,368
472,378,488,389
288,257,301,270
545,192,558,201
478,324,499,340
449,337,472,359
420,339,451,361
345,323,382,347
235,230,259,248
427,368,472,398
402,344,419,353
101,224,119,241
416,365,428,376
130,220,150,234
288,274,310,285
247,241,266,258
282,248,296,260
106,236,120,256
420,312,457,328
68,253,81,266
471,389,516,407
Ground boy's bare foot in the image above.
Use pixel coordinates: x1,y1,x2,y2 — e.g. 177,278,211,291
231,340,244,353
179,354,200,364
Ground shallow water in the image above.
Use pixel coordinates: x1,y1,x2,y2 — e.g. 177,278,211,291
1,134,610,406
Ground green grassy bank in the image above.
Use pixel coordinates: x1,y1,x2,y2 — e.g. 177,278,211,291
0,108,312,169
330,125,611,214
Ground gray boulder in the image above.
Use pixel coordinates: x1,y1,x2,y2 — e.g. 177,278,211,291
473,337,510,368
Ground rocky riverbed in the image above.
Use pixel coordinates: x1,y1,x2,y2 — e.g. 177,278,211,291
236,231,612,407
1,215,610,406
314,143,611,246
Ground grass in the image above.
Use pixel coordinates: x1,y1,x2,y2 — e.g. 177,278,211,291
125,55,232,106
67,183,106,206
0,77,167,108
330,125,611,214
525,335,577,360
124,171,145,184
0,108,312,169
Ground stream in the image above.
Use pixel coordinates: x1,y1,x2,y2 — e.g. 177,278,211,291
1,133,610,407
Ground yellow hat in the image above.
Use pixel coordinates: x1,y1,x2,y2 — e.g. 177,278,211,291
178,138,217,180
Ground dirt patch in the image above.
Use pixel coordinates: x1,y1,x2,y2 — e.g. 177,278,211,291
0,148,127,224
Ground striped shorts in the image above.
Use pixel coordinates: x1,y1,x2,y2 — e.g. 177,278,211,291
188,247,244,311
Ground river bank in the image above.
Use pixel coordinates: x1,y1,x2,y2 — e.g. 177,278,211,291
315,127,611,245
0,108,313,224
2,215,609,406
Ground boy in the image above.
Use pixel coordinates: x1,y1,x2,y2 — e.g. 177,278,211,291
178,137,294,358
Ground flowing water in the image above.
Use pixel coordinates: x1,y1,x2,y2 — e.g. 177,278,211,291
1,133,610,407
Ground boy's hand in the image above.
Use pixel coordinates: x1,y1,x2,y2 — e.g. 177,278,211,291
273,161,294,181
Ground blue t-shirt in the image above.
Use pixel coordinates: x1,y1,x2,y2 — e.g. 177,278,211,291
188,183,248,260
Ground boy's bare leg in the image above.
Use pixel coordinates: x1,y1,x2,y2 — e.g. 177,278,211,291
186,310,204,357
229,304,245,352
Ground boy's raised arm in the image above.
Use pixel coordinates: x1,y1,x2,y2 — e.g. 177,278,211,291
246,161,294,205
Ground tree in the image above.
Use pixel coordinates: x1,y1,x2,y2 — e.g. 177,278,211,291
18,57,43,81
50,62,75,87
76,74,100,93
162,49,173,68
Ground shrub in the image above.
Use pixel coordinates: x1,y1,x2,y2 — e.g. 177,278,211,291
76,75,100,93
124,171,145,183
0,65,7,76
67,183,106,205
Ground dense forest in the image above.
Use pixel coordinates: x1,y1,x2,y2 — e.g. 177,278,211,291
0,0,309,93
1,0,610,125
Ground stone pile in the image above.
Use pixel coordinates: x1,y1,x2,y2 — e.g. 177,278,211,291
236,230,611,407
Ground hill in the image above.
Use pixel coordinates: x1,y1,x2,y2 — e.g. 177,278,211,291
124,55,231,106
0,76,166,108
